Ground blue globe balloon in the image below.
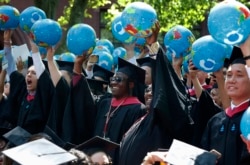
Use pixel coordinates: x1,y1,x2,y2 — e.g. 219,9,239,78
95,51,114,71
60,52,76,62
165,49,173,64
53,54,61,60
30,18,62,47
164,25,196,58
191,35,228,72
134,38,146,54
240,107,250,140
225,44,234,59
67,23,96,56
111,15,136,44
182,55,191,74
96,39,114,54
112,47,127,66
92,45,110,55
38,46,47,56
19,6,46,33
121,2,157,38
0,5,20,30
208,0,250,45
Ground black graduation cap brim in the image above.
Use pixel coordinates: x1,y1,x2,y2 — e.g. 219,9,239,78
224,46,244,68
93,64,114,82
3,126,31,146
117,57,145,84
87,78,108,93
74,136,119,152
136,57,155,68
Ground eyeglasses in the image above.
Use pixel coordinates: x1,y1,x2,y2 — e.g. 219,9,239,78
110,76,127,83
145,85,152,93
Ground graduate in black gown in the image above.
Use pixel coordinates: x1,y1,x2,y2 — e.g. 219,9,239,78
45,47,74,138
201,39,250,164
4,30,54,134
93,57,147,164
61,54,96,145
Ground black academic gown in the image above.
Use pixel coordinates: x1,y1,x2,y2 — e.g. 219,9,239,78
6,70,54,134
119,49,193,165
201,109,250,165
190,90,223,147
94,97,146,165
46,77,70,137
61,74,96,145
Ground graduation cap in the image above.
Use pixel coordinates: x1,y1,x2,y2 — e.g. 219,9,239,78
117,57,145,84
3,126,31,146
224,46,244,68
136,57,155,68
87,78,109,95
2,138,77,165
93,64,114,82
74,136,119,153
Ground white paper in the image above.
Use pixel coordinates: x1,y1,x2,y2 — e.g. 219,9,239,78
11,44,30,62
166,139,210,165
3,138,77,165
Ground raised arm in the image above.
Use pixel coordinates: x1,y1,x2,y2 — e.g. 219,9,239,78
29,39,45,79
0,69,6,101
46,47,62,87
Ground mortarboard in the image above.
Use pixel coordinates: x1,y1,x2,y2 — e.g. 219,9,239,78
87,78,108,95
74,136,119,153
92,64,114,82
3,126,31,146
136,57,155,68
224,46,244,68
117,57,145,84
2,138,77,165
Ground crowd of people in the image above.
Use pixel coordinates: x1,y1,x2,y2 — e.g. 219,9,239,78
1,3,250,165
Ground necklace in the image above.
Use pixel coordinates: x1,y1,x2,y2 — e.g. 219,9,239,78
103,97,127,139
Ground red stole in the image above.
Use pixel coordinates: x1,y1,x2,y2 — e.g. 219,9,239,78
111,97,141,107
225,101,249,118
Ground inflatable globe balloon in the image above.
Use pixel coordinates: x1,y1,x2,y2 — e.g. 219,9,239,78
225,44,234,59
182,55,191,74
0,5,20,30
67,23,96,56
121,1,157,38
191,35,228,73
164,25,196,58
60,52,76,62
19,6,46,33
165,49,173,64
208,0,250,45
134,37,146,55
30,18,62,47
111,15,136,44
240,107,250,140
53,54,61,60
96,39,114,54
92,45,110,55
112,47,127,66
95,51,114,71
